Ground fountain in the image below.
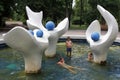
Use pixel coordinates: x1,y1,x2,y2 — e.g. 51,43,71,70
26,6,69,57
3,27,50,73
86,5,118,64
0,4,120,80
3,6,68,73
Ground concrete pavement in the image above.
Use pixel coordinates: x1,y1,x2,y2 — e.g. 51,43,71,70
61,30,120,43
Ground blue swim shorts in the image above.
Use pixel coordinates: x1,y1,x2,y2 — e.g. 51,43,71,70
67,48,72,52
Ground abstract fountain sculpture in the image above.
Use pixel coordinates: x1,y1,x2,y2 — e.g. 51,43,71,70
3,27,50,73
3,6,68,73
86,5,118,64
26,6,69,57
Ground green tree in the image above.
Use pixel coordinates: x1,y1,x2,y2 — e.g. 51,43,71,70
0,1,4,26
72,0,90,25
0,0,14,26
88,0,119,26
72,0,120,30
0,0,73,26
19,0,72,24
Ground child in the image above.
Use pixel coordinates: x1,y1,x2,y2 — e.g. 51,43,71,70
66,36,73,57
87,52,93,61
57,57,86,74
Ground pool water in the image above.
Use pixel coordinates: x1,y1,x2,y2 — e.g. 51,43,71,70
0,43,120,80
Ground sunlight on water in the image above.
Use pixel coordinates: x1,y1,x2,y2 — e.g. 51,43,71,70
0,43,120,80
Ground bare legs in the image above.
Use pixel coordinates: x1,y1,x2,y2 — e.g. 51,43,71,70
57,58,86,74
67,51,71,57
66,48,72,57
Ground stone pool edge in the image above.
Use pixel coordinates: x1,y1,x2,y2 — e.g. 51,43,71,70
0,32,120,45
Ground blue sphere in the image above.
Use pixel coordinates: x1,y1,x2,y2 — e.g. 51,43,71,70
91,32,100,41
36,30,43,37
45,21,55,31
28,30,34,35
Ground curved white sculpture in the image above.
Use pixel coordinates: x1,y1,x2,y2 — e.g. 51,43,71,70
26,6,69,57
86,5,118,64
44,18,69,57
3,26,49,73
26,6,46,31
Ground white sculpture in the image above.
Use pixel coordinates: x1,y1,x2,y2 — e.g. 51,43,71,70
44,18,69,57
26,6,46,31
3,26,49,73
26,6,69,57
86,5,118,64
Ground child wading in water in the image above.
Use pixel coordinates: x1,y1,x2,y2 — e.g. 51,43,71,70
87,52,93,62
66,36,73,57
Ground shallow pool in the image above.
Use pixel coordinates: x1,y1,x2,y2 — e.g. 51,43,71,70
0,43,120,80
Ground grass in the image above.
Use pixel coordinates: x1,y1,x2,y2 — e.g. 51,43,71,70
69,24,88,30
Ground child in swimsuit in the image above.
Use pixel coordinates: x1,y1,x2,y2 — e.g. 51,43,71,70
57,58,86,74
66,36,73,57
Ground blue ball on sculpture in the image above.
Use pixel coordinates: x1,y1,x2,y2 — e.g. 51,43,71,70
45,21,55,31
36,30,43,37
91,32,100,41
28,30,34,35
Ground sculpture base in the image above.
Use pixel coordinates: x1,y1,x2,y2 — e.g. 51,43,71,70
25,69,41,74
100,61,107,66
45,54,56,58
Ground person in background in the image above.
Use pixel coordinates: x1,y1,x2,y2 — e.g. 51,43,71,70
66,36,73,57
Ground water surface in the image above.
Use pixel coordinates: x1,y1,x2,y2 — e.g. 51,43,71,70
0,43,120,80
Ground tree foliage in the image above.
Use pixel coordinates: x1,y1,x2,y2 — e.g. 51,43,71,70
0,0,120,29
73,0,120,27
0,0,73,27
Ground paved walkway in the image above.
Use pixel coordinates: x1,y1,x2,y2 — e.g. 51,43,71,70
0,30,120,44
61,30,120,43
